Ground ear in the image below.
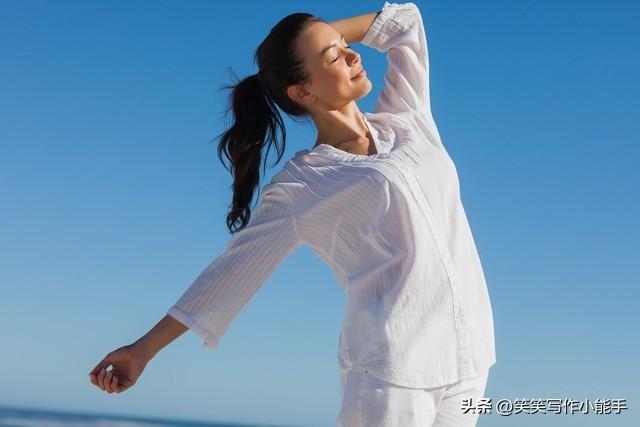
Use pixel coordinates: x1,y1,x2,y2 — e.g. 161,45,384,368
286,83,315,108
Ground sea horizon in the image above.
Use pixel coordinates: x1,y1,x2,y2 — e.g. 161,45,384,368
0,405,298,427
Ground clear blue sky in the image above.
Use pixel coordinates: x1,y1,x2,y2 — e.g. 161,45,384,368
1,1,638,426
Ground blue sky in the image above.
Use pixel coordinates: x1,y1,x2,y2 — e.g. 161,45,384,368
0,0,638,426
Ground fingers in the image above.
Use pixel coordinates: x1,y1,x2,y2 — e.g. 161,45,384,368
104,370,113,393
89,370,105,389
98,368,107,390
104,370,116,393
89,354,112,379
88,352,128,393
110,373,121,393
89,353,116,393
89,367,124,393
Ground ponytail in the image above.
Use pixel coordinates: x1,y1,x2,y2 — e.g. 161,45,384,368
215,70,286,234
212,11,324,234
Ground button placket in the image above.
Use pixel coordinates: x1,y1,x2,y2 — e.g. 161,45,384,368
376,157,470,365
402,169,473,377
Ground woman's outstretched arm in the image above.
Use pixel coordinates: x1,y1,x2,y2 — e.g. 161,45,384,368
133,314,189,358
89,183,301,394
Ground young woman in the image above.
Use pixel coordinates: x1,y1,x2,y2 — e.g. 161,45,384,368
89,2,496,426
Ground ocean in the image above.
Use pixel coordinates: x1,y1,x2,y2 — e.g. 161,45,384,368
0,406,294,427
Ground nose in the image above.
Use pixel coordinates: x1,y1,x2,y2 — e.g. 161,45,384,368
347,50,360,66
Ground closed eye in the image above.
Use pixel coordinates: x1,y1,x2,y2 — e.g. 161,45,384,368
332,45,352,63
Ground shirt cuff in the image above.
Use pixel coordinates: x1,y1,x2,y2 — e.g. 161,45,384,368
360,1,398,48
167,305,220,349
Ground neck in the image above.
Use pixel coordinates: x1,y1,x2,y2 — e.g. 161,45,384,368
310,102,368,148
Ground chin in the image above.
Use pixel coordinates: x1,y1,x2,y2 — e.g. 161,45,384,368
354,81,373,99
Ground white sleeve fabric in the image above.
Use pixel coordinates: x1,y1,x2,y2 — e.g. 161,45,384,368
360,1,432,119
167,183,301,349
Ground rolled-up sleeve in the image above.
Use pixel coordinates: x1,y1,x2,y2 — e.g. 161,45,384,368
361,1,431,119
167,183,301,349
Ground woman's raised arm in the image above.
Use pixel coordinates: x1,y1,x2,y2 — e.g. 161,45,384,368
359,2,432,119
329,10,381,45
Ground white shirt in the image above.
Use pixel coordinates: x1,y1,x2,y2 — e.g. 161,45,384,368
167,1,496,388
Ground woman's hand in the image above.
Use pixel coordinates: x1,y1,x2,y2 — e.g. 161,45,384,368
88,343,152,394
89,314,189,393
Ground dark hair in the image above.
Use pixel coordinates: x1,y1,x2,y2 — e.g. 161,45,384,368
213,12,326,234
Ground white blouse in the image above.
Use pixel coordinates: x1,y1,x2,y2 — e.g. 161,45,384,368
167,1,496,388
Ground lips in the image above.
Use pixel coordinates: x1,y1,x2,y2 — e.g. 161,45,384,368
351,68,365,79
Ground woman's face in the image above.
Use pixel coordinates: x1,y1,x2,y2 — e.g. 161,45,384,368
289,21,372,111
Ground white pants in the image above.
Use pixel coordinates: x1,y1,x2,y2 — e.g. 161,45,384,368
337,366,489,427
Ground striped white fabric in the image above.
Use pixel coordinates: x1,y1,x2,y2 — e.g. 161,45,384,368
168,1,496,388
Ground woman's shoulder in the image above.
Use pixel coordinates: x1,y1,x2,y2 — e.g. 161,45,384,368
268,159,306,184
262,162,310,203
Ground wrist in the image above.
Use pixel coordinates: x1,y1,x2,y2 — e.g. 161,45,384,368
130,337,158,361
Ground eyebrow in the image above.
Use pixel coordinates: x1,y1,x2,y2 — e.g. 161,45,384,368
319,34,345,57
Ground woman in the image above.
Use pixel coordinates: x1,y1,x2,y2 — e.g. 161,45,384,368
89,2,496,426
